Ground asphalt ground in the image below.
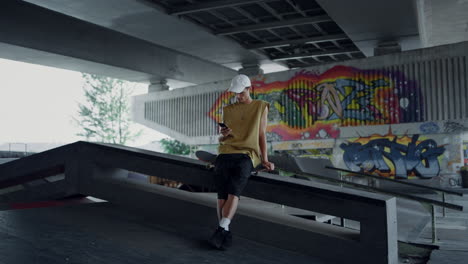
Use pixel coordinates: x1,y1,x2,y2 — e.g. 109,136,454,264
0,202,327,264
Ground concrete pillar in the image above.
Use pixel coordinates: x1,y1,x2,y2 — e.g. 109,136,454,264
148,79,169,93
238,63,263,77
416,0,468,48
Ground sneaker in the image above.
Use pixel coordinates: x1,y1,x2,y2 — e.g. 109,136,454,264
208,226,228,250
221,230,232,250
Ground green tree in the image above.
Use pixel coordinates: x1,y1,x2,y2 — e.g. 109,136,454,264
75,73,141,145
160,138,193,155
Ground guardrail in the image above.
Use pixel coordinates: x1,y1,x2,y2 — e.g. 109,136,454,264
284,169,462,211
2,142,28,154
326,166,464,197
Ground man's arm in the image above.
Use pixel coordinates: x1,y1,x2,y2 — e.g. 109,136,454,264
259,106,274,171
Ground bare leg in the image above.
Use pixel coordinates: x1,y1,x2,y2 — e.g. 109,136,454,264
221,194,239,219
217,199,226,221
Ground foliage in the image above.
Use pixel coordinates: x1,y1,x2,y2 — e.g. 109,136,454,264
75,73,141,145
160,138,193,155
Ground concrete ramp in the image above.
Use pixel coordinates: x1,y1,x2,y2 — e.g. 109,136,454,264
0,142,398,264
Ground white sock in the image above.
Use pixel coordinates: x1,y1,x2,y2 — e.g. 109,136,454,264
219,217,231,231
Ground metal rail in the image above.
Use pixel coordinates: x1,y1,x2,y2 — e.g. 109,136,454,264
282,165,464,244
326,166,464,196
279,170,463,211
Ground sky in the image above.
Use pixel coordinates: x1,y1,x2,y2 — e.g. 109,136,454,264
0,58,167,149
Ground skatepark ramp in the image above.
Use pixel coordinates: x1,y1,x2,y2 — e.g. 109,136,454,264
0,141,397,263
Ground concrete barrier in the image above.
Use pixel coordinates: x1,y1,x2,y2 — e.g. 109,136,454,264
0,141,398,263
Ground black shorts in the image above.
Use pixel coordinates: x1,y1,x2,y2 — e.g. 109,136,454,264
214,154,254,200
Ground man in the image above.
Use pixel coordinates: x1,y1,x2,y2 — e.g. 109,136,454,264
208,74,275,250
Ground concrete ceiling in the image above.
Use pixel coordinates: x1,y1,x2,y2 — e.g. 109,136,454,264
0,0,238,86
148,0,364,68
4,0,465,87
22,0,368,73
23,0,282,72
316,0,422,57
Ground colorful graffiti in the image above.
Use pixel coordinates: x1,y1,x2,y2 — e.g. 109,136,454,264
340,131,445,179
208,65,423,140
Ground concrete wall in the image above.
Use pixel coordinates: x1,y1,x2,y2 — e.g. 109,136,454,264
133,41,468,182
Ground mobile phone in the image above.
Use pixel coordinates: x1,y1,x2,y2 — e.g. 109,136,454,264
218,122,228,128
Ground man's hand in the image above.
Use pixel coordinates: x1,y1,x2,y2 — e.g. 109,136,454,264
220,127,232,137
261,160,275,171
219,127,232,142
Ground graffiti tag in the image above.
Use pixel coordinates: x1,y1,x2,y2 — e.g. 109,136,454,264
340,134,445,179
444,121,468,133
419,122,440,134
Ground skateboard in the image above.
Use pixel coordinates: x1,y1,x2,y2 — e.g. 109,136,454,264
195,150,269,173
195,150,217,164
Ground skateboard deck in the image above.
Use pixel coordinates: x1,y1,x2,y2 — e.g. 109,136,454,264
196,150,269,173
195,150,217,164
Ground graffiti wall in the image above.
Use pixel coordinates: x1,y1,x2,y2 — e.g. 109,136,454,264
209,65,423,141
334,130,464,180
339,131,445,179
206,65,466,182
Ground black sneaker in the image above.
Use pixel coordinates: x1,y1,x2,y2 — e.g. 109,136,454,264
221,230,232,250
208,226,228,250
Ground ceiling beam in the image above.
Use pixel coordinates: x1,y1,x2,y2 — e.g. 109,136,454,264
169,0,269,15
245,33,348,49
214,15,332,35
0,0,237,84
272,48,360,61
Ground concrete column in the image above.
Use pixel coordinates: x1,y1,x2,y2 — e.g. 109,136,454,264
238,63,263,77
416,0,468,48
148,79,169,93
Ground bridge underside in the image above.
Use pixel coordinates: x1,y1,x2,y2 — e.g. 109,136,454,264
0,0,237,84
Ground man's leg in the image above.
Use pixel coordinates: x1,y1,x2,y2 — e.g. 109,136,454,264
220,156,251,229
217,194,239,232
214,157,228,221
215,194,237,249
209,155,248,249
217,199,226,220
209,197,231,249
221,194,239,219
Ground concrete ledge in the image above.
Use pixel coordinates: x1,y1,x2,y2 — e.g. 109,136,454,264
0,142,398,263
83,175,363,263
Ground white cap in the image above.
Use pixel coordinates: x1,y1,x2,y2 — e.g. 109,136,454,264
228,74,251,93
